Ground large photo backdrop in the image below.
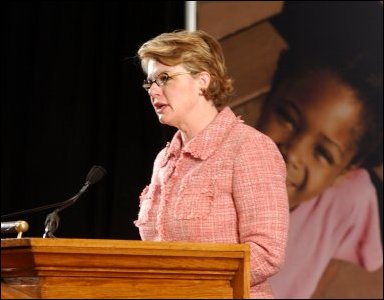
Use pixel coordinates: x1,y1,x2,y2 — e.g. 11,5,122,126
197,1,382,299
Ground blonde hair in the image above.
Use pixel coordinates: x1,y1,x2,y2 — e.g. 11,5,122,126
137,30,234,107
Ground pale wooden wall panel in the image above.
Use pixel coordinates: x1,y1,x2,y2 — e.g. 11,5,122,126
197,1,284,40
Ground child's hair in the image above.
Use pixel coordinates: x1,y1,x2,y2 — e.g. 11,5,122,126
267,46,383,169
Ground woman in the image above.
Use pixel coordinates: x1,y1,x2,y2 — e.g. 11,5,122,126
134,29,289,298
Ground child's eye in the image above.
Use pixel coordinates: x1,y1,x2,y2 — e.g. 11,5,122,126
275,107,296,130
315,145,334,164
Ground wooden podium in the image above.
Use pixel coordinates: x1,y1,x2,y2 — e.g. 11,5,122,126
1,238,250,299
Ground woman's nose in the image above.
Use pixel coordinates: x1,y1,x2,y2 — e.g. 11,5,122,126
148,83,162,98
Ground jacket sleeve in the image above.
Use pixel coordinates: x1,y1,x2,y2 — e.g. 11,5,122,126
232,131,289,287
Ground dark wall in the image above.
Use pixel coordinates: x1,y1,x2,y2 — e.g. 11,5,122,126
1,1,183,239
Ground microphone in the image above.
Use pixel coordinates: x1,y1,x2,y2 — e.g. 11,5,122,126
86,165,106,185
43,165,107,238
1,165,107,237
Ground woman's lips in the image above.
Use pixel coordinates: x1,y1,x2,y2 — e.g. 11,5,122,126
153,102,168,113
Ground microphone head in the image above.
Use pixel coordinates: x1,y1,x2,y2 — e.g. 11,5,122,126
86,165,107,185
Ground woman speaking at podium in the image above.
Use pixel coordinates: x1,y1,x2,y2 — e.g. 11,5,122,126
134,29,289,299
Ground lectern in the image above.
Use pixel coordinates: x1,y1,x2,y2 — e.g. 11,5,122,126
1,238,250,299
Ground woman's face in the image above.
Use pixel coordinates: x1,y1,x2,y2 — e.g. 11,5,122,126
258,70,363,210
146,59,202,128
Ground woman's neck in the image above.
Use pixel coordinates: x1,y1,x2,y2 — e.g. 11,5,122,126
180,103,219,146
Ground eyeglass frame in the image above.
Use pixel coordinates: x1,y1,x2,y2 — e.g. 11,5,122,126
142,72,191,91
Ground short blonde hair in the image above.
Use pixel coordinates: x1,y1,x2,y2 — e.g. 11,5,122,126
137,30,234,107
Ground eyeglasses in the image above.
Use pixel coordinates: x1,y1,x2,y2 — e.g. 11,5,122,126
142,72,191,91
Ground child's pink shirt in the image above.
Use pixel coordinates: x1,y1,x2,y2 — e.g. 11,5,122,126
269,168,383,298
135,107,289,298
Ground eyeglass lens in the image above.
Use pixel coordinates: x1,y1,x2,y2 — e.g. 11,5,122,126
143,73,169,91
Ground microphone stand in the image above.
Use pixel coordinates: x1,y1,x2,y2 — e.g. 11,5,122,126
43,182,90,238
43,209,60,238
2,165,107,238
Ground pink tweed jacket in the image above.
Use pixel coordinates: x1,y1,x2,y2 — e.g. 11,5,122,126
134,107,289,298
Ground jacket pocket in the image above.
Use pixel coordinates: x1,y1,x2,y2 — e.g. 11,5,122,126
174,179,214,220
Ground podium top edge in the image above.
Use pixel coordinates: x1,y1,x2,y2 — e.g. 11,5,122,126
1,237,250,253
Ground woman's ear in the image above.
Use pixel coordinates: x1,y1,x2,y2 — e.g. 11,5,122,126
198,71,211,89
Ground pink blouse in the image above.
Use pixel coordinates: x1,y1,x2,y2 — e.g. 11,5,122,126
134,107,289,298
269,168,383,298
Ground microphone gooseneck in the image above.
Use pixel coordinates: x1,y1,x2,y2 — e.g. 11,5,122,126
1,165,107,238
43,165,107,238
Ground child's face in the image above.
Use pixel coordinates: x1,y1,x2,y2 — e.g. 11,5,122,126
258,69,363,210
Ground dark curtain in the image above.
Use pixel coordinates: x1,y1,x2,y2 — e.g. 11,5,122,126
1,1,183,239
